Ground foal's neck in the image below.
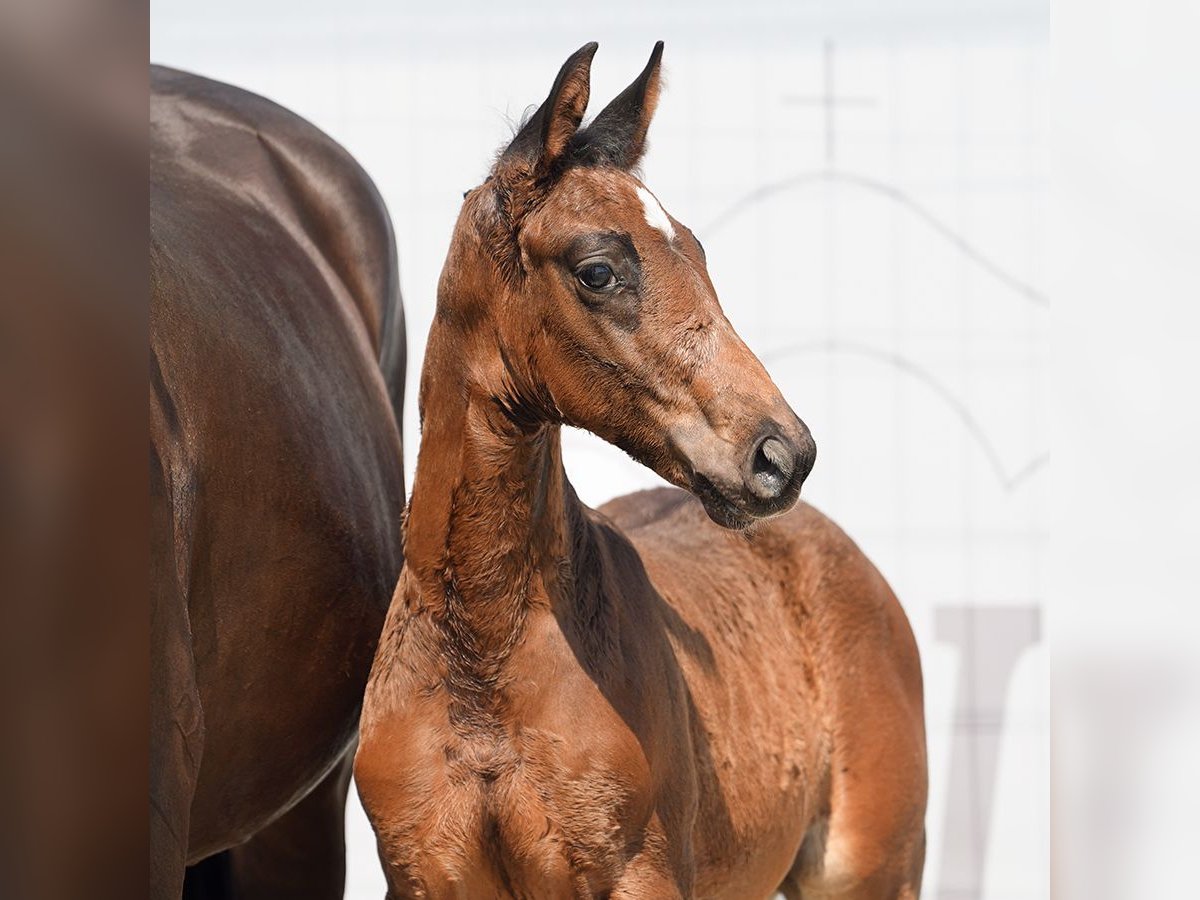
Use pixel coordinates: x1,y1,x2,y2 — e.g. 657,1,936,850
404,324,584,651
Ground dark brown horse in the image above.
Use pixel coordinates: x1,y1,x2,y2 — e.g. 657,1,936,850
150,67,405,898
355,43,927,899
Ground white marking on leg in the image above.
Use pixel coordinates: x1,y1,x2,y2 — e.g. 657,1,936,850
636,185,675,243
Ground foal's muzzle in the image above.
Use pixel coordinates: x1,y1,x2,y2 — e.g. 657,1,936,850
741,422,816,515
677,414,816,530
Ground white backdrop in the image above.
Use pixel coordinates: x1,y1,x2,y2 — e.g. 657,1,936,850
151,3,1049,897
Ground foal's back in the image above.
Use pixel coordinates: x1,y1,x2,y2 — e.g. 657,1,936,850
599,488,927,898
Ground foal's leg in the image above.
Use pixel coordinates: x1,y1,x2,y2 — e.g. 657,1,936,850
608,843,691,900
775,721,926,899
777,681,926,897
610,868,687,900
778,828,925,899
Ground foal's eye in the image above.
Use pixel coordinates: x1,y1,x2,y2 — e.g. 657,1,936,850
577,263,618,292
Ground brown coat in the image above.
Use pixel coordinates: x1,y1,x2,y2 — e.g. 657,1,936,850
356,44,925,899
150,66,405,897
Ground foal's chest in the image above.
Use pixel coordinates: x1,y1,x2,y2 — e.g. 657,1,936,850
382,621,668,896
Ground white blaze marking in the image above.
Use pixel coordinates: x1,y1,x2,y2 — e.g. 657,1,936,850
636,185,676,243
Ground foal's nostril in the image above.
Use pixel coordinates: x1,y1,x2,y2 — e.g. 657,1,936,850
750,435,795,501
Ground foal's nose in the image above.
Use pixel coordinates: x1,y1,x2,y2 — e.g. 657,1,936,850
744,423,816,509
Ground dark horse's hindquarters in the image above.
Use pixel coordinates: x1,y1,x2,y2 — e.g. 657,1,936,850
150,66,405,899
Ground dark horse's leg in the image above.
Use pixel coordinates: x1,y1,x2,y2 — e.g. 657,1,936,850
150,448,205,899
183,751,355,900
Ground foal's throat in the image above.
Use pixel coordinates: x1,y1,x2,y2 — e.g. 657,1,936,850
403,361,582,652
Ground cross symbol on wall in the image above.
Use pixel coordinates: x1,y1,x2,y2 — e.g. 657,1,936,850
784,40,876,169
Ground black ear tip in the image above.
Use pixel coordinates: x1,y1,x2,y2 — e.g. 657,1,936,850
559,41,598,76
641,41,663,76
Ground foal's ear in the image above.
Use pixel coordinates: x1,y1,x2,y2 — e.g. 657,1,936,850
502,42,598,172
578,41,664,170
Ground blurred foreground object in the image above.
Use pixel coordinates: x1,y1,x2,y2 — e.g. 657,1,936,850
0,1,146,898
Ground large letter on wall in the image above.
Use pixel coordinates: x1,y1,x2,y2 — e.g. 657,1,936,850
935,605,1040,899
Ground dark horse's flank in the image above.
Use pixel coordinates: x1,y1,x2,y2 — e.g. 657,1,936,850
357,43,926,899
150,67,405,898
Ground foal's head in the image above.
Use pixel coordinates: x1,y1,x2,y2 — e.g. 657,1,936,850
436,42,815,529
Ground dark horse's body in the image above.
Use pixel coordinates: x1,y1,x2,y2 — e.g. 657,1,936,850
150,67,405,898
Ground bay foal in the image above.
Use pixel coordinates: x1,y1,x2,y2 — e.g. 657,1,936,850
356,43,927,899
